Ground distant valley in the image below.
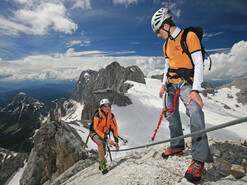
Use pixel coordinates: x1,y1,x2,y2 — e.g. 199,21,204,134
0,80,76,106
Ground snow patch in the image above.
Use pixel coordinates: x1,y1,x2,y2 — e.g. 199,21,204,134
5,161,27,185
62,100,84,122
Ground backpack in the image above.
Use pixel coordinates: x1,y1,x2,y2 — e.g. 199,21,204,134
89,109,100,131
181,26,212,70
164,26,212,85
89,109,114,131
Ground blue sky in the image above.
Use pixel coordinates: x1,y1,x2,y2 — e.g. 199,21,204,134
0,0,247,82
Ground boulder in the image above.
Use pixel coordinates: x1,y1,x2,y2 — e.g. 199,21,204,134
20,120,96,185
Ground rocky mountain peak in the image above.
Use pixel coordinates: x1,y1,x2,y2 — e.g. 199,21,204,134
79,70,97,84
72,62,146,120
71,61,145,103
1,92,43,113
0,92,44,153
13,92,38,103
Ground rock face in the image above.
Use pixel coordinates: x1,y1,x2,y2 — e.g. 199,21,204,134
201,78,247,106
0,148,28,185
71,61,145,121
19,120,96,185
41,98,75,118
151,74,163,81
60,139,247,185
201,81,215,89
81,91,132,120
71,61,146,103
221,78,247,105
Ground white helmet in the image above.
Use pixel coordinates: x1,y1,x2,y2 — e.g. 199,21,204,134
100,99,111,106
151,8,173,33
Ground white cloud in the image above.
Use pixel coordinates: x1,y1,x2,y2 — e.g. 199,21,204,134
206,48,231,54
0,67,20,74
204,32,224,38
0,66,20,79
1,50,164,80
204,40,247,81
15,2,77,35
112,51,136,55
79,40,91,47
0,16,29,35
67,40,82,47
161,1,182,18
71,0,91,9
0,0,91,35
1,41,246,81
62,49,106,57
113,0,139,6
66,40,91,47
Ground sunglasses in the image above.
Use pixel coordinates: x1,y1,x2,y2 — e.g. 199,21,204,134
156,28,161,34
156,27,167,34
103,105,111,108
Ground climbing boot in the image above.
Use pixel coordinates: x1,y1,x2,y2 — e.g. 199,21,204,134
162,148,183,159
185,159,204,183
99,159,108,175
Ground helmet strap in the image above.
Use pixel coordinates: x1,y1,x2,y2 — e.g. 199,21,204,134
161,25,172,39
167,25,171,38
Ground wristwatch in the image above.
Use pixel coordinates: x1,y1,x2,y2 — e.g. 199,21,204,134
192,90,200,94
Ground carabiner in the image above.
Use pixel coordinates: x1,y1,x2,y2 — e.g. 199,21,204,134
178,78,186,89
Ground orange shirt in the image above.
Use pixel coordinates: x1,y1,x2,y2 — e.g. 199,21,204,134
163,30,201,84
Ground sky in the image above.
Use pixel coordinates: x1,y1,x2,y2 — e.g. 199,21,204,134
0,0,247,82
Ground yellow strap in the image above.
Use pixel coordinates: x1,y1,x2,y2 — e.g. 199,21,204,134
166,78,172,84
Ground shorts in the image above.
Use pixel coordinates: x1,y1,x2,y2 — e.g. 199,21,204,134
90,131,107,154
90,131,103,146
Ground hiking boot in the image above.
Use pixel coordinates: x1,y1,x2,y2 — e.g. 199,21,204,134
99,159,108,175
185,159,204,183
161,148,183,159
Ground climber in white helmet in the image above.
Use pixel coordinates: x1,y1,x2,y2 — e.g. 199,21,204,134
151,7,213,183
89,99,119,175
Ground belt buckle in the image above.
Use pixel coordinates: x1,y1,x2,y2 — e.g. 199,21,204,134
166,78,172,84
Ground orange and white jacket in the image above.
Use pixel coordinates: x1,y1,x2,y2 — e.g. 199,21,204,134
91,108,119,143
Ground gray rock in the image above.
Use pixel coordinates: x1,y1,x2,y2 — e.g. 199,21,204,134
20,120,96,185
0,148,28,185
19,149,46,185
43,159,96,185
81,91,132,120
71,61,145,103
119,83,134,93
60,139,247,184
219,78,247,105
201,81,215,89
151,74,163,81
